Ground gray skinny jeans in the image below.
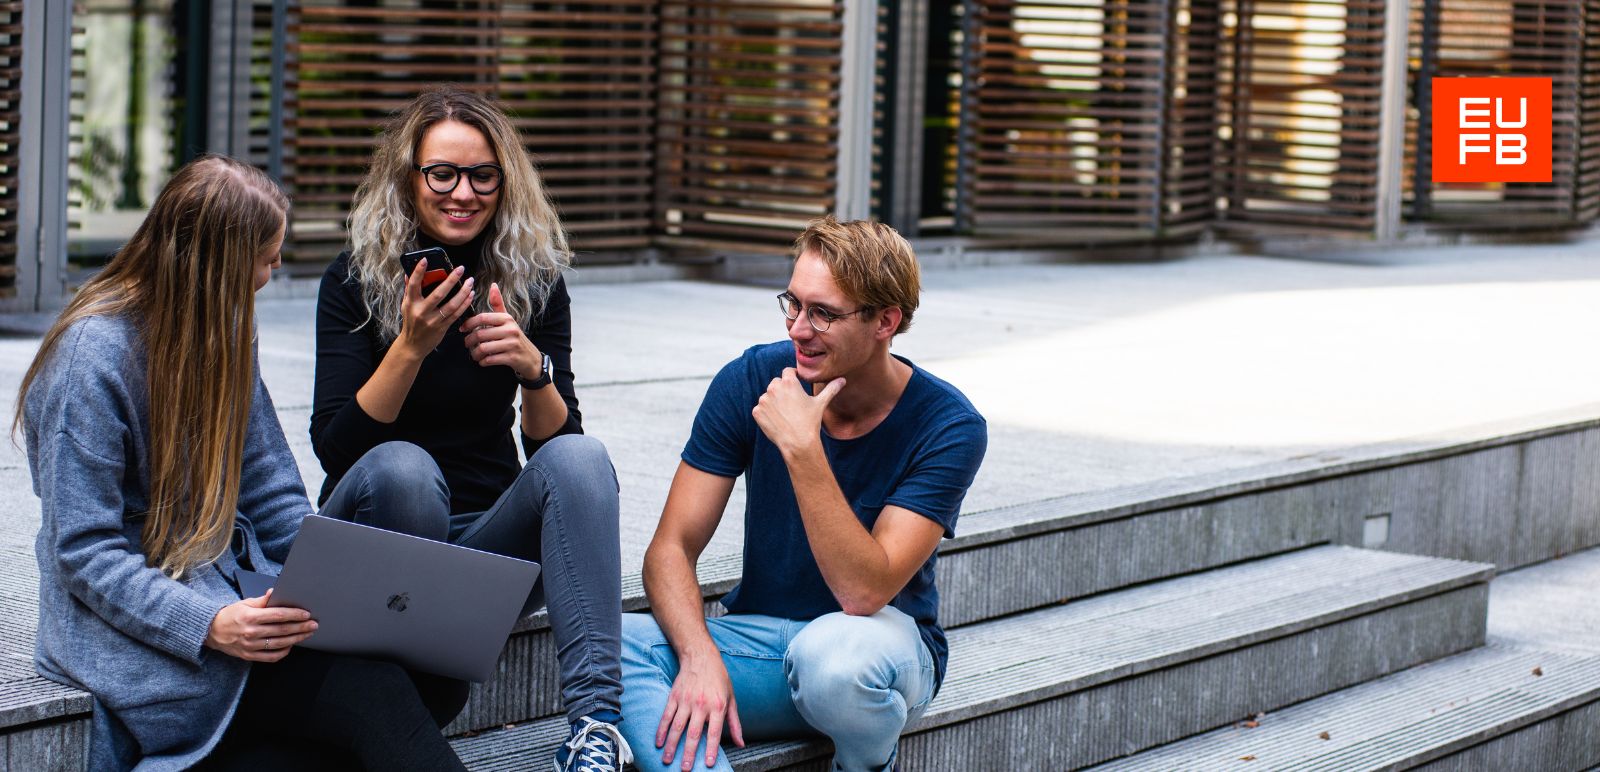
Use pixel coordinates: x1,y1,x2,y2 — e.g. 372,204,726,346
319,436,623,722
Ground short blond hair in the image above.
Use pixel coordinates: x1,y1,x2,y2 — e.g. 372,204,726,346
792,216,920,335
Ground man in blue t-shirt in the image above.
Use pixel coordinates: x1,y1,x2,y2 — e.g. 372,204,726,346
618,217,987,772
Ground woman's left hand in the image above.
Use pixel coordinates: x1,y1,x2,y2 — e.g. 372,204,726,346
461,282,543,382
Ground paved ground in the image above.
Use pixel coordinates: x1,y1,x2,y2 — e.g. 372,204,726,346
1489,544,1600,655
3,240,1600,574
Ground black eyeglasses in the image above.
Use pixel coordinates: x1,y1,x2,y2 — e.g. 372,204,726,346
777,292,872,333
415,163,504,195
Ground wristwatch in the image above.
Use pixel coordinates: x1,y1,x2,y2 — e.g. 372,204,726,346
518,352,553,391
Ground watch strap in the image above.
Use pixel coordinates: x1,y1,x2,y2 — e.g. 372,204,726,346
518,352,553,390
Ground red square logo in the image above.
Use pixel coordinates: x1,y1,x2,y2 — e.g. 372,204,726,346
1431,78,1552,183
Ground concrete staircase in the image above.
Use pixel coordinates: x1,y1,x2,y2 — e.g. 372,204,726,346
453,546,1495,769
438,454,1600,770
6,432,1600,769
1092,645,1600,771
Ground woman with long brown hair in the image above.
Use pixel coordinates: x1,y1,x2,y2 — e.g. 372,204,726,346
18,155,465,770
311,86,628,772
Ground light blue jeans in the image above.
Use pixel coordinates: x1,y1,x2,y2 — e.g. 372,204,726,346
619,608,935,772
320,437,623,723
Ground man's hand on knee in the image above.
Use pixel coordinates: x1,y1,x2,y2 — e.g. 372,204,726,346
656,655,745,770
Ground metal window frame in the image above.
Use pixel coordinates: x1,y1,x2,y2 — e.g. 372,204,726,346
1376,0,1411,241
835,0,879,222
10,0,71,313
208,0,255,158
877,0,930,236
11,0,260,312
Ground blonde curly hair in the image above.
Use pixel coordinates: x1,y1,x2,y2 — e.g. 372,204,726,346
345,85,569,341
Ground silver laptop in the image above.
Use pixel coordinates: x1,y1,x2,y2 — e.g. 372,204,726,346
244,515,540,682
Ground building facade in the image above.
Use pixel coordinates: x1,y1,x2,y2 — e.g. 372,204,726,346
4,0,1598,310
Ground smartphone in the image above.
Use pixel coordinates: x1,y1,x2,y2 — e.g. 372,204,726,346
399,246,455,296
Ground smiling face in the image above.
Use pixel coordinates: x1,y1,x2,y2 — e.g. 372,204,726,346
252,217,286,292
412,119,501,245
785,249,885,384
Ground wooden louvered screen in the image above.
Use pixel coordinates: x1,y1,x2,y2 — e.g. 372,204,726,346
1163,0,1223,230
0,1,19,298
1577,0,1600,220
285,1,476,263
1406,0,1588,226
248,0,278,171
284,0,656,266
497,1,657,253
962,0,1174,237
654,0,842,251
1218,0,1387,231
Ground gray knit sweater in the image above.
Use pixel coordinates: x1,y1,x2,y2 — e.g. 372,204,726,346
24,314,312,771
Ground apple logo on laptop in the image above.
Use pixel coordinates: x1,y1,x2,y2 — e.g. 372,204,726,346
386,592,410,613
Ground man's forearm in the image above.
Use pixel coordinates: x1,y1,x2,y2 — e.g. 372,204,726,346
643,543,722,661
783,444,898,614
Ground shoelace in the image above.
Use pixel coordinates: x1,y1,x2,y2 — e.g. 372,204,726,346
562,717,634,772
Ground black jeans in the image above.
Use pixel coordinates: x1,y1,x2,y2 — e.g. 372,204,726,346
198,648,468,771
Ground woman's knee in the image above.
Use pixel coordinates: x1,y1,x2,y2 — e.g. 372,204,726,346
356,442,444,491
531,435,617,488
525,435,619,518
343,442,450,537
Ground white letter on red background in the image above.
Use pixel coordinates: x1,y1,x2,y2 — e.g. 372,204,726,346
1460,134,1492,164
1460,97,1492,129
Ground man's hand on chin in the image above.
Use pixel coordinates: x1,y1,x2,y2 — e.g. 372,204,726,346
753,368,845,457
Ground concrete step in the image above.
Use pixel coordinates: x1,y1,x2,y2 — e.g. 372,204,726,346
0,675,90,768
0,467,1337,751
448,481,1339,735
0,544,91,769
451,546,1493,770
1093,644,1600,771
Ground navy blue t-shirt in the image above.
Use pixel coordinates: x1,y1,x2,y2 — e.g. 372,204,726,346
682,341,987,691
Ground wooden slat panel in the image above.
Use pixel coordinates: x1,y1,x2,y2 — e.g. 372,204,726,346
0,0,17,297
1216,0,1387,231
1405,0,1590,226
284,0,657,263
655,0,842,246
1577,0,1600,219
963,0,1193,236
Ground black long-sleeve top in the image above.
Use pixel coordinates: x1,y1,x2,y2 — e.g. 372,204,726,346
310,234,582,514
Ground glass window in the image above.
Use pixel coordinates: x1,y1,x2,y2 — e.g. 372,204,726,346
68,0,180,266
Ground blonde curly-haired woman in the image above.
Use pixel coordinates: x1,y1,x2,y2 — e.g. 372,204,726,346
310,86,628,772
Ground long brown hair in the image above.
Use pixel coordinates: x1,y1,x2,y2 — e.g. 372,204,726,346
15,155,289,578
346,85,569,342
